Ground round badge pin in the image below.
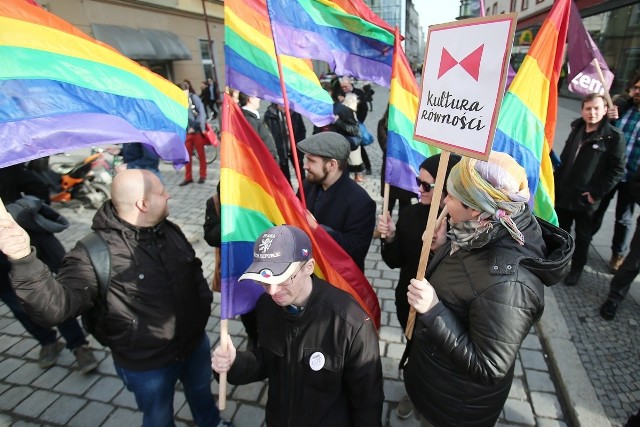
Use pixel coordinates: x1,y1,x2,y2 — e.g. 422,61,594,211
309,351,325,371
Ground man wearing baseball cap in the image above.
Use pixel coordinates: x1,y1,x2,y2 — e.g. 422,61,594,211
211,225,383,426
297,132,376,271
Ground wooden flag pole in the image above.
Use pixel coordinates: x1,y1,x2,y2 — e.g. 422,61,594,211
217,319,229,410
379,183,390,239
0,197,8,219
404,151,450,340
591,58,613,109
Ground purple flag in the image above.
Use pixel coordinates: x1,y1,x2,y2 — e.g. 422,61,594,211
566,1,613,96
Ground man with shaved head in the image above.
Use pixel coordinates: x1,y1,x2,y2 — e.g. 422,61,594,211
0,169,232,427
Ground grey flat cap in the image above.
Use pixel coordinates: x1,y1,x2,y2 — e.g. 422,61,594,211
297,132,350,161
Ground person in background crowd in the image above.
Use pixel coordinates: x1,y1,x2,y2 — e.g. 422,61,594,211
403,152,573,427
178,81,208,186
263,103,306,185
0,169,232,427
297,132,375,271
341,93,366,182
591,73,640,273
339,76,372,175
555,93,625,286
211,225,383,427
0,164,98,374
115,142,162,181
600,166,640,320
200,80,216,119
377,106,416,216
238,92,279,164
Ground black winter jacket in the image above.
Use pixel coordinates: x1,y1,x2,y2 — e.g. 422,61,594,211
302,172,376,271
241,108,280,163
554,117,625,212
225,277,383,427
404,210,573,426
9,202,213,371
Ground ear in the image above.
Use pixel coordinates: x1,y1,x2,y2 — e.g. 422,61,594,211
470,209,482,219
304,258,316,274
134,198,148,213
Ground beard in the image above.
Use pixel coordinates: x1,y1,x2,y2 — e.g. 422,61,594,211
306,165,329,184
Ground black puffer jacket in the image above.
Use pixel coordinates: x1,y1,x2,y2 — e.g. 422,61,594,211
554,117,625,212
404,210,573,427
9,202,213,371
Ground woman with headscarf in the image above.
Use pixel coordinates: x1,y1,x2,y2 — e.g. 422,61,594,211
376,153,460,420
403,152,574,427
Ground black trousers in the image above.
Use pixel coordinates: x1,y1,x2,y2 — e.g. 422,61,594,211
608,216,640,303
557,207,593,270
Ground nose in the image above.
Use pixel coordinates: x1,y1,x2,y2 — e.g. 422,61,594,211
266,284,279,295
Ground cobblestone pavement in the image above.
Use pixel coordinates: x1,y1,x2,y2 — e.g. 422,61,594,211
0,87,637,427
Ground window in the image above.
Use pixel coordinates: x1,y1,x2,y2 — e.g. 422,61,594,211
536,0,545,3
521,0,529,11
492,2,498,14
510,0,516,12
486,7,490,16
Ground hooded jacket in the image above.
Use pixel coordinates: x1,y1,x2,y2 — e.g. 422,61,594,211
9,202,213,371
404,210,573,426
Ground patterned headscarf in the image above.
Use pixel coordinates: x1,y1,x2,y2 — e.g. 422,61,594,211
447,151,530,245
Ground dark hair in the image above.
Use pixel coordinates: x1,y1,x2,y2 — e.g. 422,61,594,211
418,154,461,195
581,93,606,108
238,92,250,107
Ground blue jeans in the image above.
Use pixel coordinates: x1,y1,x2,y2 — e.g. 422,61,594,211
115,334,220,427
0,272,87,350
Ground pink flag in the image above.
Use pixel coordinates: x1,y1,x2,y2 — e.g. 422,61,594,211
566,1,613,96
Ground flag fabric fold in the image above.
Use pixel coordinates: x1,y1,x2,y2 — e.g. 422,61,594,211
386,28,440,193
566,1,613,96
492,0,571,225
266,0,394,87
224,0,334,126
0,0,188,168
220,93,381,328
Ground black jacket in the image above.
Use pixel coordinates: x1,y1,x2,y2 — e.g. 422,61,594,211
404,211,573,426
241,108,280,163
554,117,626,212
263,104,290,167
381,202,431,330
9,202,213,371
302,171,376,271
225,277,383,427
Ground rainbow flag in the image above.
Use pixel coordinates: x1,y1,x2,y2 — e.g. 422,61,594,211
0,0,188,168
220,93,380,328
266,0,394,86
225,0,334,126
386,28,440,193
492,0,570,224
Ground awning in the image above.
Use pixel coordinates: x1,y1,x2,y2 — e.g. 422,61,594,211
91,24,192,61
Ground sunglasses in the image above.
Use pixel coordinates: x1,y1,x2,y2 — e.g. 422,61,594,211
415,177,436,192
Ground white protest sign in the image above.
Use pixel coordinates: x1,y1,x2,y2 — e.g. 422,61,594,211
414,14,516,160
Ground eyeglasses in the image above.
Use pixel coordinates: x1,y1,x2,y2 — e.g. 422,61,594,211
632,85,640,92
415,177,436,192
258,263,306,289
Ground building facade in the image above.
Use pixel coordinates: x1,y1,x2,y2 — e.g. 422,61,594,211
479,0,640,94
365,0,425,71
42,0,224,89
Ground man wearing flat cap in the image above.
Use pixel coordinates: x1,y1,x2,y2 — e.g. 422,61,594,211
296,132,376,271
211,225,384,427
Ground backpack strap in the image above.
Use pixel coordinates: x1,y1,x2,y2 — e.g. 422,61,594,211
78,232,111,303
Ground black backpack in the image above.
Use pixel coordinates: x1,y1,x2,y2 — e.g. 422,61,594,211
78,232,111,345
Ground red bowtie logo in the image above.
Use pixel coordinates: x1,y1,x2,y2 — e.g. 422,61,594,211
438,45,484,81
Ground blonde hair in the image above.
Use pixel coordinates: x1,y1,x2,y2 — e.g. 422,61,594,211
342,92,358,112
